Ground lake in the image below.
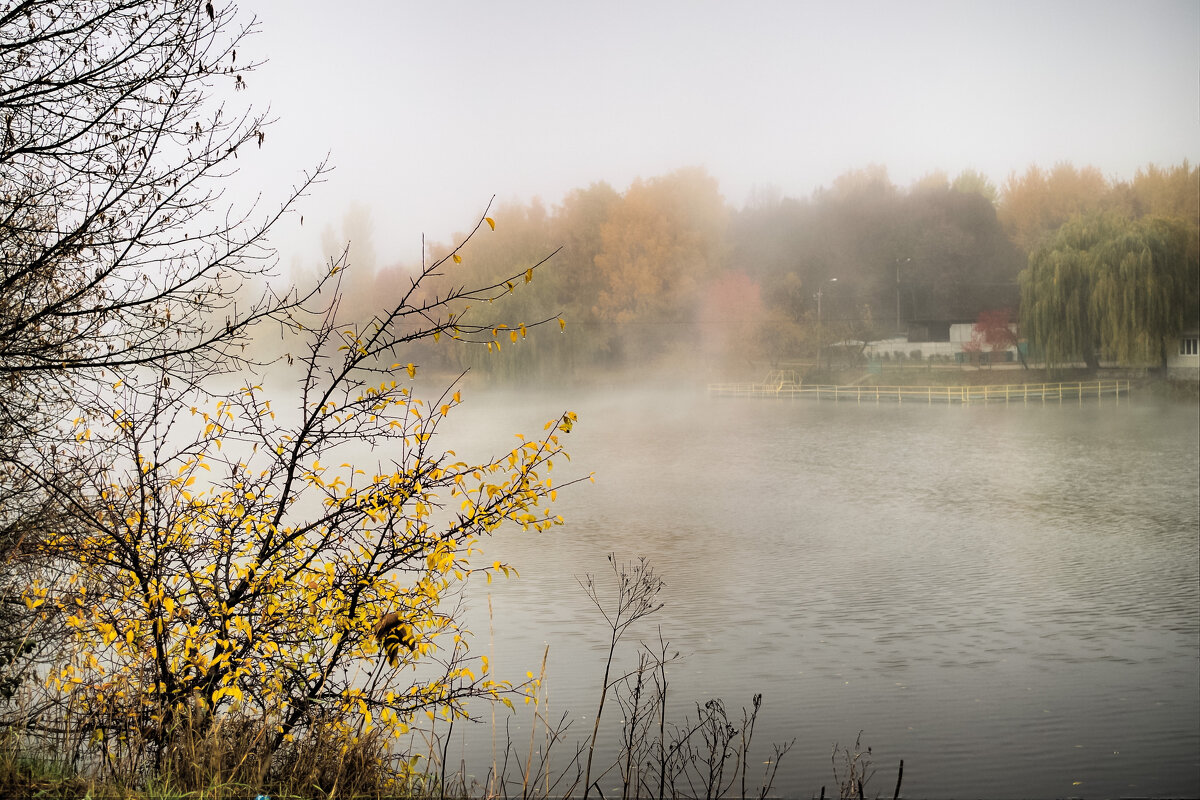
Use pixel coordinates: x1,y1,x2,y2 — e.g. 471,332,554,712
426,385,1200,799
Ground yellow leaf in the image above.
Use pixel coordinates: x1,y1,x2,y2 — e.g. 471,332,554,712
452,253,462,264
406,363,416,379
558,317,566,332
485,217,496,231
524,268,533,283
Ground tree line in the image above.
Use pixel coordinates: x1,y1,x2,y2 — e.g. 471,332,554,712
322,160,1197,379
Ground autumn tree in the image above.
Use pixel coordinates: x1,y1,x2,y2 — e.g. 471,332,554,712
0,0,336,711
424,199,570,381
432,170,729,377
593,167,726,323
1020,212,1189,370
698,271,765,368
2,1,584,790
1128,161,1199,224
550,182,623,367
968,308,1023,368
14,206,581,787
998,163,1109,253
592,167,727,364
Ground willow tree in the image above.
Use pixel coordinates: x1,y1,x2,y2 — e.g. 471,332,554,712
1020,212,1189,369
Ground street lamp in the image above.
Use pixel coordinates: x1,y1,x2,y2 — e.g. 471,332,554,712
896,258,910,335
815,278,837,367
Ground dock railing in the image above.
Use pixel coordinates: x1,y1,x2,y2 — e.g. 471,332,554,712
707,380,1130,404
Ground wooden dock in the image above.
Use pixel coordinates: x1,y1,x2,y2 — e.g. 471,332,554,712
707,377,1130,405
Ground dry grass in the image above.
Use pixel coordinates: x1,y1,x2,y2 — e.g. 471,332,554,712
0,555,899,799
0,707,406,800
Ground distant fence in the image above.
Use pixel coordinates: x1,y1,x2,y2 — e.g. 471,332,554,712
707,380,1130,405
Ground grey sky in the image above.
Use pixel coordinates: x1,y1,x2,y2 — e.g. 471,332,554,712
235,0,1199,270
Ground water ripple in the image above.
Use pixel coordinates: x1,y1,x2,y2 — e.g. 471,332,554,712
446,393,1199,799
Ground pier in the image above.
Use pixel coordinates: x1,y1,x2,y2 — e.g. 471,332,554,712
708,373,1130,405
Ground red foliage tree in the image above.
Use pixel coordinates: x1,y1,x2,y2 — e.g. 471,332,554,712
971,309,1023,367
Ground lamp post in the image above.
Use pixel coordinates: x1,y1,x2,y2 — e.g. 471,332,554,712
895,257,910,335
815,277,837,368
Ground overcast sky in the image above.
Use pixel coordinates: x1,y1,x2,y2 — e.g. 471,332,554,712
233,0,1200,271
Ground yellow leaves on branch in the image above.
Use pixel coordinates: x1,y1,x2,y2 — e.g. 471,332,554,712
22,582,48,610
35,373,576,749
212,684,243,704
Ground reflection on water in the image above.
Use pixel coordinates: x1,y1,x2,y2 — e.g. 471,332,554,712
434,389,1199,799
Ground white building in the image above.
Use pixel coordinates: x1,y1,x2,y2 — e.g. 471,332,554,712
855,326,1020,363
1166,328,1200,378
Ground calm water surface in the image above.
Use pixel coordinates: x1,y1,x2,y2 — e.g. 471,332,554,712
434,387,1199,798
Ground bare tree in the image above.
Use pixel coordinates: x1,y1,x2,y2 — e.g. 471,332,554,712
0,0,332,383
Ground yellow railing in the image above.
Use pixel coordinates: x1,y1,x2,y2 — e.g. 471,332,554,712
707,380,1130,404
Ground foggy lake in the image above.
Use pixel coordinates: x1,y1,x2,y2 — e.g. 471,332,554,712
427,386,1199,799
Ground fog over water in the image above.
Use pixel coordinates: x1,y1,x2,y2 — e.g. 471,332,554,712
213,2,1200,794
421,387,1200,799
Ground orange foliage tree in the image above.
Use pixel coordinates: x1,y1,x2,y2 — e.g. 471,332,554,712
591,168,727,362
998,163,1110,253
